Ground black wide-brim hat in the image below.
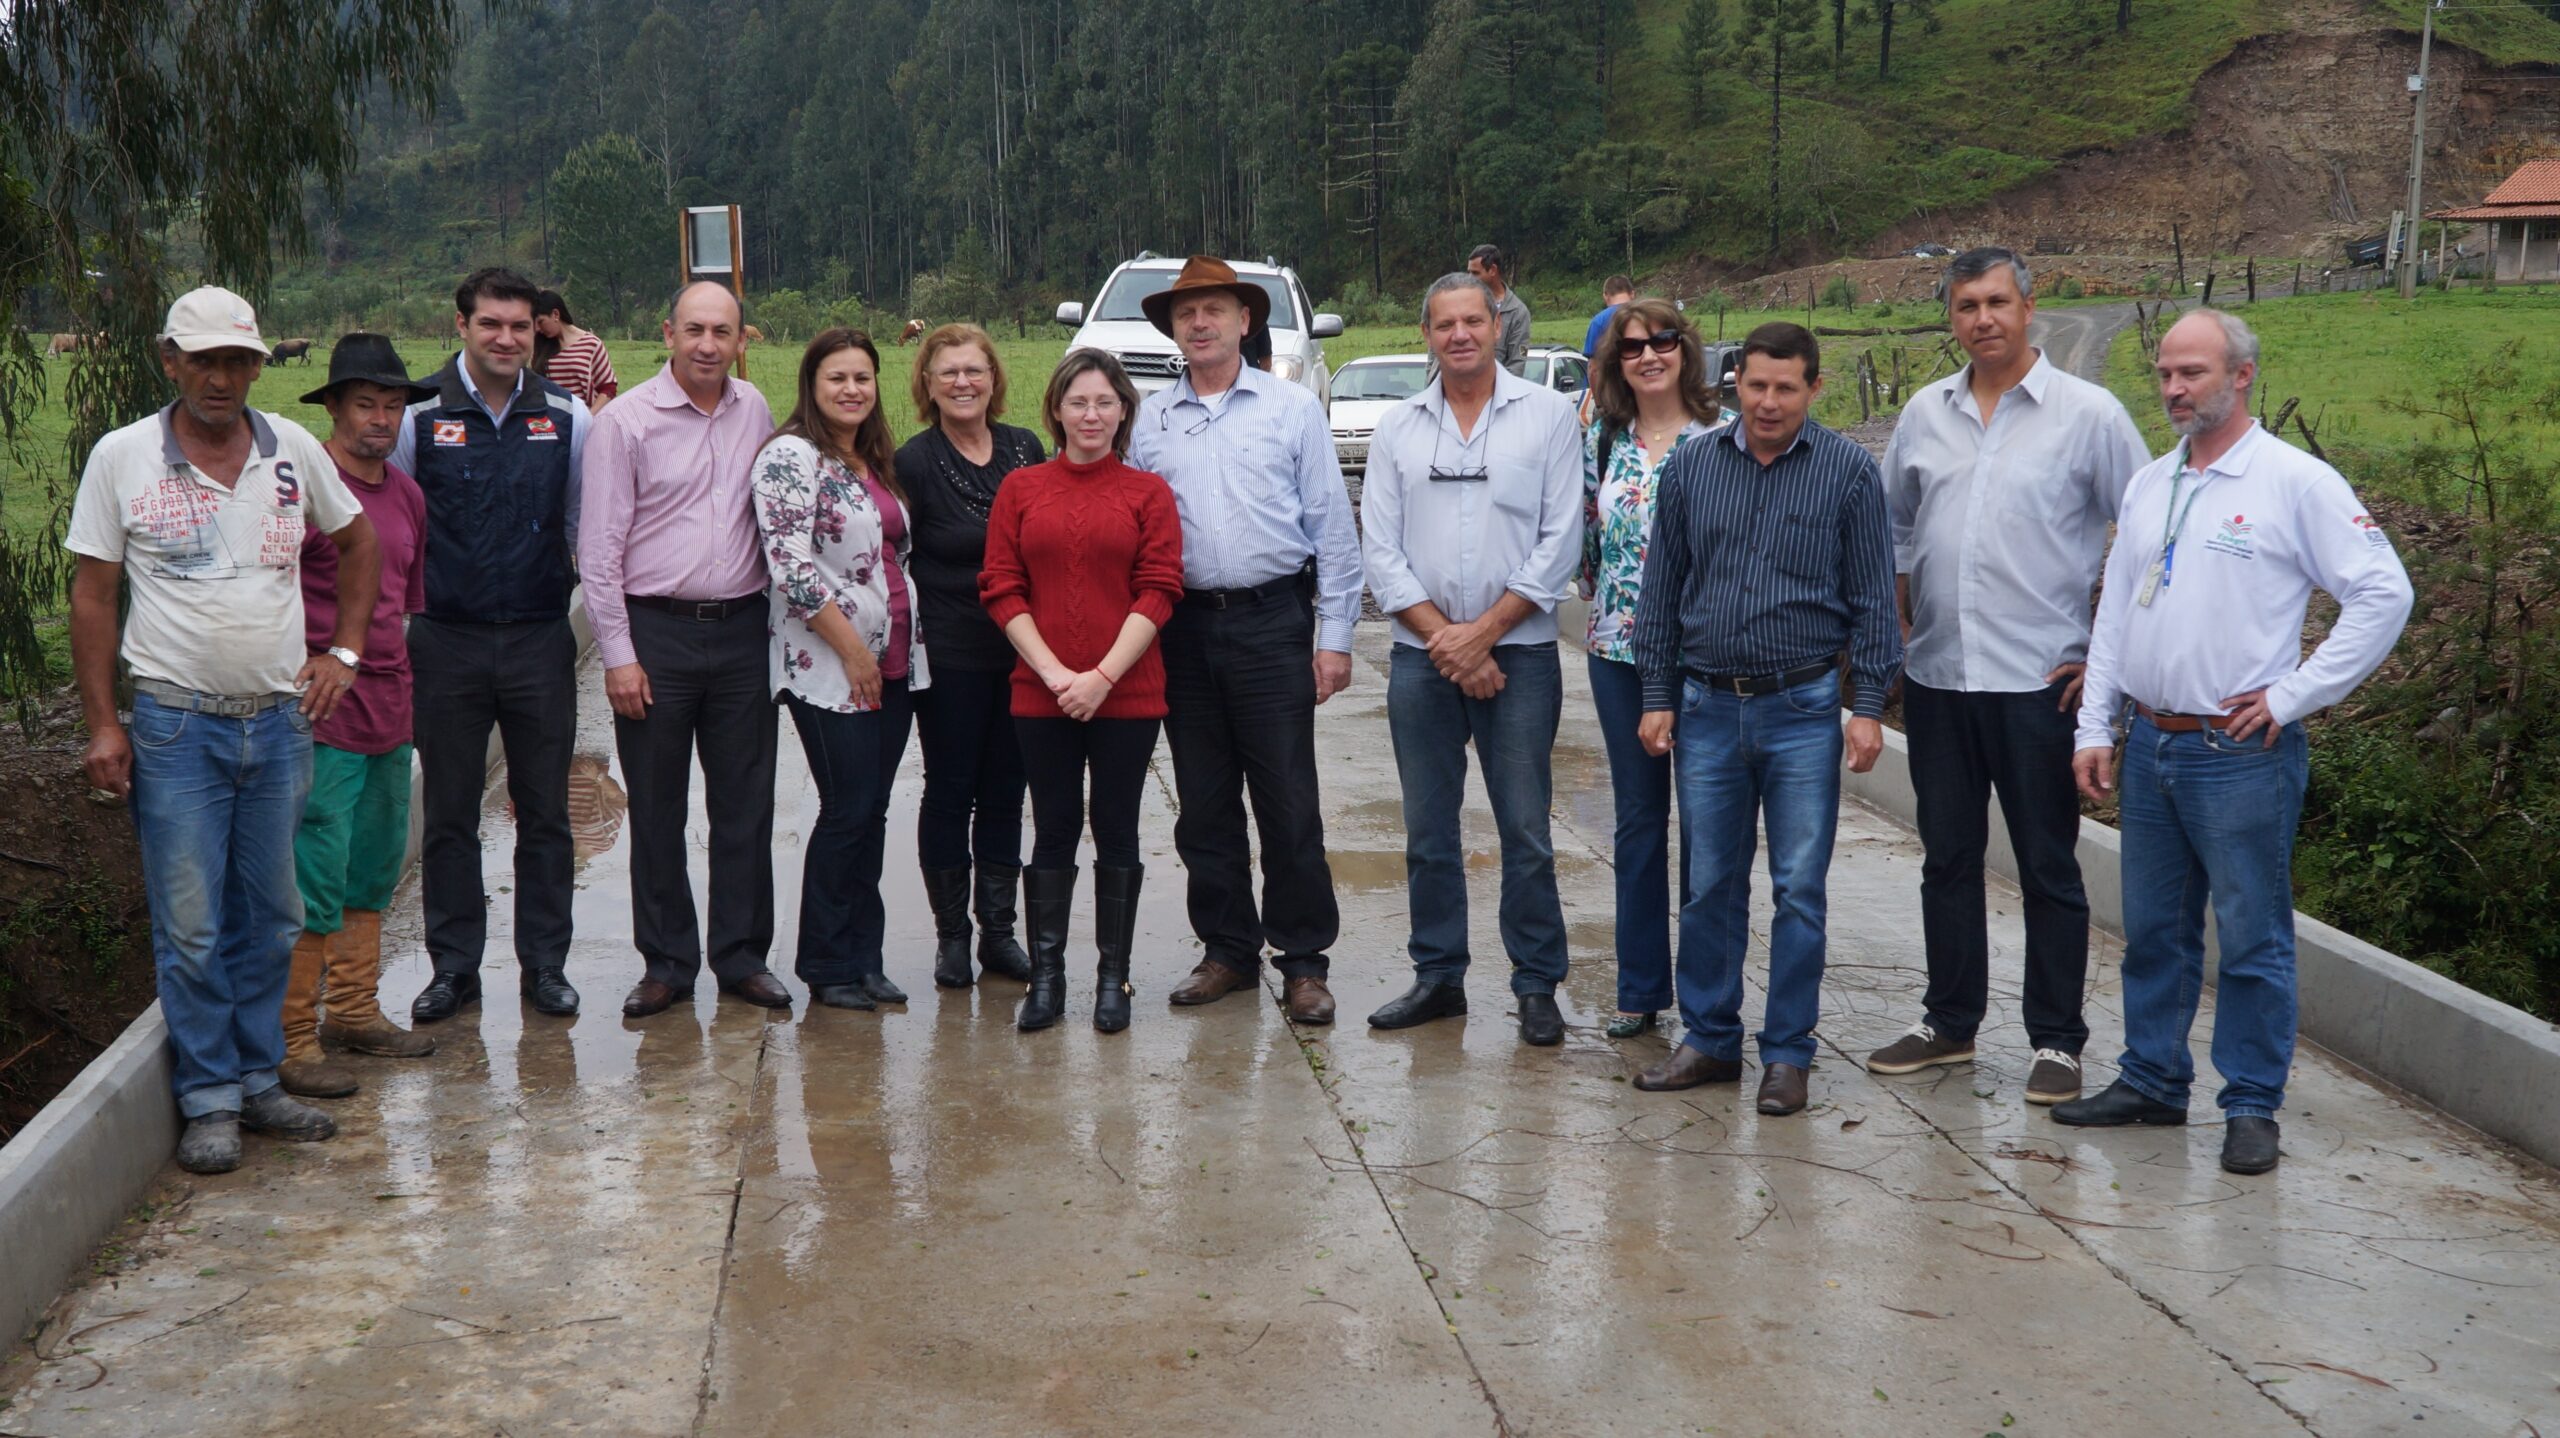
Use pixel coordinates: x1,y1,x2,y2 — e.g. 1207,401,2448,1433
1140,255,1272,339
299,332,441,406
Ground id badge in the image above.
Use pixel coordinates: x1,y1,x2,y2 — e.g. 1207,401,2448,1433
2135,554,2165,607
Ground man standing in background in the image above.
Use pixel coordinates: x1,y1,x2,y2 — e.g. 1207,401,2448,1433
1583,274,1636,358
1467,244,1534,376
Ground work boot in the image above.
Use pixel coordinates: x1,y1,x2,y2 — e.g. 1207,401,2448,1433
1092,864,1142,1034
241,1085,337,1142
923,867,977,988
279,931,359,1098
1017,866,1076,1032
319,909,435,1058
177,1112,242,1174
974,862,1035,983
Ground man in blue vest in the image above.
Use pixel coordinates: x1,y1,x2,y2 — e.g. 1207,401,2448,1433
389,267,592,1023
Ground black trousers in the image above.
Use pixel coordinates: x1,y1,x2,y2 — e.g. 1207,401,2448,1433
1904,677,2092,1053
1158,590,1338,979
913,663,1027,870
787,684,912,987
410,615,577,976
1015,716,1159,870
614,598,779,986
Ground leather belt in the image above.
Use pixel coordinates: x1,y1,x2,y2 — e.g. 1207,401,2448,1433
133,678,293,717
2134,701,2231,733
1182,561,1313,610
629,592,764,622
1688,658,1838,697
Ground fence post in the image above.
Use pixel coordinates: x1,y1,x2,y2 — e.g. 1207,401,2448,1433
2246,258,2257,304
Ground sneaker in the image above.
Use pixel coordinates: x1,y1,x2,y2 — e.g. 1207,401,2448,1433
1864,1022,1975,1075
240,1086,337,1143
2024,1049,2083,1105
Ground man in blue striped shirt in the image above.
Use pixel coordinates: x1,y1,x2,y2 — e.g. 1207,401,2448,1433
1629,322,1901,1115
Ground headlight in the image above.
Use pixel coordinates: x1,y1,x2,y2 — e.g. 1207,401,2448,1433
1269,354,1306,383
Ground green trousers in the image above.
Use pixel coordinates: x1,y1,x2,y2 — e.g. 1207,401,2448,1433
293,743,412,934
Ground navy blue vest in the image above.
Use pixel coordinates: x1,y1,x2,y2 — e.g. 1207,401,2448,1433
408,360,578,623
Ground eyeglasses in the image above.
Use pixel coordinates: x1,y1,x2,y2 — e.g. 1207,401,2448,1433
932,366,991,384
1617,332,1683,359
1427,467,1488,483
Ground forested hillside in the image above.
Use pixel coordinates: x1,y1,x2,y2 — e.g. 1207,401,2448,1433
277,0,2560,325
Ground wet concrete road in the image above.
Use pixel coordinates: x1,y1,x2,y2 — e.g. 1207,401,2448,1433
7,629,2559,1437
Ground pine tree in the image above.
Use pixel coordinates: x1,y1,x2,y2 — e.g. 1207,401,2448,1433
1725,0,1819,262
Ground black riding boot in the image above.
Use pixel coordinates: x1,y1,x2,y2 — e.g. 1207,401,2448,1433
924,867,975,988
1017,866,1076,1032
1092,864,1142,1034
974,862,1034,983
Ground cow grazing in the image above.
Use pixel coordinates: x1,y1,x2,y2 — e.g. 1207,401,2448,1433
271,337,315,364
898,318,927,346
743,324,765,346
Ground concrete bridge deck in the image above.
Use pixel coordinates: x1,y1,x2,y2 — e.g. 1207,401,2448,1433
5,627,2556,1437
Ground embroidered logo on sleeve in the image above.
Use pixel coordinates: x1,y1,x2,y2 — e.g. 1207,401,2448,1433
2205,513,2255,560
525,416,560,441
432,420,468,447
2352,513,2393,548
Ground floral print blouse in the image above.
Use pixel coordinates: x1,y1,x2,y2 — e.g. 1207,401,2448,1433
751,433,930,712
1579,415,1718,663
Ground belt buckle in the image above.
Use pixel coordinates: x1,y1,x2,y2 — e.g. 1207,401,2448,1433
1728,675,1752,696
692,600,721,622
1201,591,1229,610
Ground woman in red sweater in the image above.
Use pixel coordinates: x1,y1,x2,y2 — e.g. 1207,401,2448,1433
979,350,1184,1034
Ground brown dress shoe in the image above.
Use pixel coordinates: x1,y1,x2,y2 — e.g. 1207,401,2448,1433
719,972,794,1009
622,978,693,1018
1633,1046,1742,1091
1757,1062,1810,1115
1168,959,1253,1006
1283,975,1335,1025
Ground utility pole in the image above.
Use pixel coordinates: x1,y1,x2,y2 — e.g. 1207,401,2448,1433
2399,0,2438,300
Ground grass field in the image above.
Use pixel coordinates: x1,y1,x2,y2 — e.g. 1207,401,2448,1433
2100,285,2560,467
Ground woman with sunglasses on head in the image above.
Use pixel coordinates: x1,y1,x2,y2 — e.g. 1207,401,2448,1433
752,327,928,1012
979,349,1183,1034
895,324,1047,992
1581,297,1725,1041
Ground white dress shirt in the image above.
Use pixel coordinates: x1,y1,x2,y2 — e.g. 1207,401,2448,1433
1884,353,2151,693
1360,367,1584,648
2075,421,2413,749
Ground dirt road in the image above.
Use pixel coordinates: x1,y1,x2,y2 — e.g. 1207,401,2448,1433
2031,301,2142,382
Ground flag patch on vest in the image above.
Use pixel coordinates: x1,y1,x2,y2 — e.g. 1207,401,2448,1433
525,416,559,441
432,420,468,446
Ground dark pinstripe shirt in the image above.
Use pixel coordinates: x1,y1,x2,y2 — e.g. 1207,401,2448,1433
1631,420,1902,716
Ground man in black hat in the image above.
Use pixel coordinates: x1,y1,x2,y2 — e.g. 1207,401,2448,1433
278,335,444,1098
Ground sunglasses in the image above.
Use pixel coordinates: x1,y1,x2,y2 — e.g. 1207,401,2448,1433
1617,332,1683,358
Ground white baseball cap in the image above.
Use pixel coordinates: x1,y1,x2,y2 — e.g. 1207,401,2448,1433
161,286,271,355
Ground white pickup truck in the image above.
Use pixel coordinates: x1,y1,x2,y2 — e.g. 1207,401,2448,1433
1055,253,1345,405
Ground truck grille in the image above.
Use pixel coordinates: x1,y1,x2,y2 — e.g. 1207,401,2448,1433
1118,352,1186,382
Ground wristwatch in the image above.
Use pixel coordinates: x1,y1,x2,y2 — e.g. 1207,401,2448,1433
327,645,361,669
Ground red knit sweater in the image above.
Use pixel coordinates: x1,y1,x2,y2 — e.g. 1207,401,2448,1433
979,454,1185,720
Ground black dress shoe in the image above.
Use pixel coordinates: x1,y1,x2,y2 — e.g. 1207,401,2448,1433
411,971,481,1024
623,979,692,1018
1634,1046,1743,1091
1367,980,1468,1030
719,973,794,1009
860,972,908,1006
811,983,876,1010
2221,1116,2281,1174
1517,993,1564,1047
521,966,579,1016
2051,1078,2188,1127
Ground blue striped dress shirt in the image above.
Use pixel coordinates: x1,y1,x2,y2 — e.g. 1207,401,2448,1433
1631,420,1902,716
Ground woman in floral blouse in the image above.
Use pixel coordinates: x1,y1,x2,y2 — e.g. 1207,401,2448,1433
1581,297,1726,1040
751,327,929,1013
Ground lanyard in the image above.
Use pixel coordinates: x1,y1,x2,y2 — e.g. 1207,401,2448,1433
2156,443,2206,591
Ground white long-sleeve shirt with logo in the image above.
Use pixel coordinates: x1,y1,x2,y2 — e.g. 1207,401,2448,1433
2074,421,2413,751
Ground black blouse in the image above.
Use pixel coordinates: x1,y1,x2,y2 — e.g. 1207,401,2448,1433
895,422,1048,672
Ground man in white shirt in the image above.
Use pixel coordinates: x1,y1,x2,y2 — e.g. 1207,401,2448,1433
2056,309,2411,1176
1361,272,1583,1046
66,287,381,1175
1869,248,2152,1107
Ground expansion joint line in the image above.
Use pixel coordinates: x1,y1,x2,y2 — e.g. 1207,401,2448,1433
689,1018,778,1436
1280,991,1518,1438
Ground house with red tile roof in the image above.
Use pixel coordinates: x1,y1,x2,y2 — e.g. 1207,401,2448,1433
2430,158,2560,283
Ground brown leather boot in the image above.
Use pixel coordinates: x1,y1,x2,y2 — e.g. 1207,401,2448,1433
319,908,436,1058
279,931,360,1098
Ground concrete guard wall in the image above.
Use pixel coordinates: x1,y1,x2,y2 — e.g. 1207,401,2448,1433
1841,722,2560,1169
0,603,595,1346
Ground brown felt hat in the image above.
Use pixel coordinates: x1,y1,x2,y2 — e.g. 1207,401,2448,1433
1139,255,1271,339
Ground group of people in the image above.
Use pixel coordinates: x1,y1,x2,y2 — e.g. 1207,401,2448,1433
69,243,2407,1182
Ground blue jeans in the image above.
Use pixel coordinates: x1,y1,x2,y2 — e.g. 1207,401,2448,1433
1388,642,1567,996
1588,654,1683,1013
127,692,313,1118
1672,673,1843,1067
2114,716,2308,1120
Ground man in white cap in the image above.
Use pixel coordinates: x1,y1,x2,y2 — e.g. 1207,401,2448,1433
66,286,382,1174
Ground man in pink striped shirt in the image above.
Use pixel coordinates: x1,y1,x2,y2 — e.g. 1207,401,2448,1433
578,281,788,1017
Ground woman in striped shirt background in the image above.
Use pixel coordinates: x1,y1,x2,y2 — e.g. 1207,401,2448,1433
534,290,619,410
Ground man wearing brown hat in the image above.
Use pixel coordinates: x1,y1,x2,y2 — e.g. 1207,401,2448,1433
1127,257,1363,1024
277,334,443,1098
